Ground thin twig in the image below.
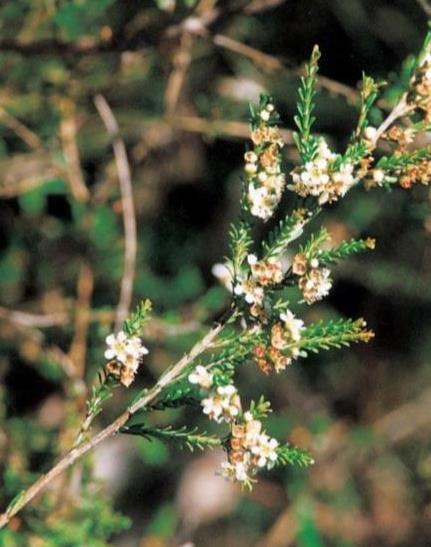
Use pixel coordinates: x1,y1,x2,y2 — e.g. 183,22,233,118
165,31,195,114
0,307,69,328
0,106,42,149
68,262,94,379
373,93,413,145
59,108,90,202
0,321,223,529
416,0,431,17
0,305,202,339
210,34,359,103
167,114,295,144
94,95,138,332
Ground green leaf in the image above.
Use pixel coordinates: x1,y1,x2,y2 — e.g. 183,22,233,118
294,45,321,163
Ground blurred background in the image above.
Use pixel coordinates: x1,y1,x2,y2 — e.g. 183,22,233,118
1,0,431,545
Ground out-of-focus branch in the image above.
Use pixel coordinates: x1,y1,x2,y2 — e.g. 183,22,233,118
59,103,90,203
0,106,42,149
94,95,137,331
0,305,201,340
68,263,94,379
0,307,69,328
165,31,195,114
167,114,295,143
416,0,431,16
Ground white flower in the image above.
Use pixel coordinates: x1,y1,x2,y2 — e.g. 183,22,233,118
280,310,304,342
244,151,258,163
201,384,241,423
244,414,263,447
299,267,332,304
188,365,213,389
257,171,268,183
126,335,149,359
201,394,224,422
234,279,264,305
212,262,234,291
105,331,148,363
251,434,279,468
105,330,148,387
247,254,258,266
364,126,377,142
245,162,258,175
260,109,270,121
220,460,250,483
372,169,385,184
105,331,129,362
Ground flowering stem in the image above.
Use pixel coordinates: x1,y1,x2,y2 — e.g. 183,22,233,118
0,321,224,529
73,374,116,448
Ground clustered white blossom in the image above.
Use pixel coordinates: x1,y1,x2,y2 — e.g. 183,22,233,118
412,48,431,120
288,138,356,204
104,330,148,387
187,363,279,486
292,252,333,304
254,309,304,374
201,384,242,423
233,253,286,321
220,411,279,486
245,103,286,221
188,364,213,389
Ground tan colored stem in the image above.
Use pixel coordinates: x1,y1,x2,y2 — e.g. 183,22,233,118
0,322,222,529
94,95,137,331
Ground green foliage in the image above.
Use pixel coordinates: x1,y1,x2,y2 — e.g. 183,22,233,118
409,30,431,80
339,140,368,168
249,396,272,420
300,227,330,259
121,424,222,452
53,0,115,40
28,488,130,547
230,221,253,277
146,383,198,411
275,444,315,468
299,318,374,354
294,45,321,163
355,74,381,137
376,147,431,172
123,298,152,336
249,93,279,130
318,237,375,265
263,210,311,259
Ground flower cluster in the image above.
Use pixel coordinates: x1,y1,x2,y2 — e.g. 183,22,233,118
189,365,242,423
411,50,431,120
104,330,149,387
253,309,304,374
187,364,281,486
289,139,355,204
292,253,332,304
221,411,278,486
234,253,285,320
248,254,283,286
245,102,285,220
399,158,431,189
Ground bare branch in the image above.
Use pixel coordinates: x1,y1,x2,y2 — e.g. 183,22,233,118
94,95,138,331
